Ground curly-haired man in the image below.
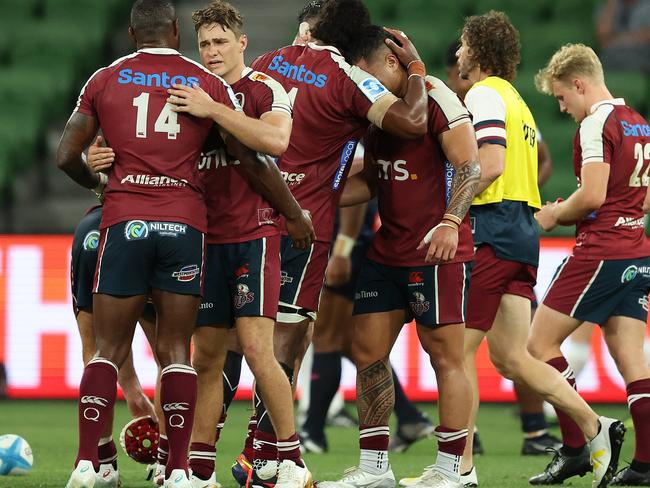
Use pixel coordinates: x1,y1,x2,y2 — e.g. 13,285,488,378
453,11,624,488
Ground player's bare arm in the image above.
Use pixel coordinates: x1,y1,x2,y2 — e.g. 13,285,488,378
474,143,505,194
226,137,315,249
418,122,481,263
370,28,428,139
538,139,553,186
340,149,377,207
56,112,104,191
536,162,610,231
327,203,368,287
168,84,291,156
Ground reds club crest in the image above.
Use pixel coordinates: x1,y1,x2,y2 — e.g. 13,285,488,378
409,291,430,316
234,283,255,309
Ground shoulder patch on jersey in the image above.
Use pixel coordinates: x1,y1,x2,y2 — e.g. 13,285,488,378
359,77,389,103
250,72,270,82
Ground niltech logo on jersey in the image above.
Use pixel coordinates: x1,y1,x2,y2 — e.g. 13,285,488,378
359,77,389,103
117,69,199,88
125,220,149,241
83,230,100,251
172,264,200,282
267,55,327,88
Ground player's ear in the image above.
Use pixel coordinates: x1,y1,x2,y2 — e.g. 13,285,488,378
386,52,399,72
573,78,585,94
239,33,248,52
128,25,136,45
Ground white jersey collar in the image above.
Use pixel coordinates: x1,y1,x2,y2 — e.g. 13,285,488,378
307,42,342,56
137,47,180,55
590,98,625,113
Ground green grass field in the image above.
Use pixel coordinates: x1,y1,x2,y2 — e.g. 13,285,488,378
0,400,635,487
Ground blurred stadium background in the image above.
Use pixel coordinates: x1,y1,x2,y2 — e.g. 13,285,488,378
0,0,648,404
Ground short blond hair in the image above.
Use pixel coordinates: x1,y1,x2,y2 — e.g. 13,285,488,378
535,43,604,95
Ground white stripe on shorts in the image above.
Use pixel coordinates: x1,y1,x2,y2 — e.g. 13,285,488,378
569,260,604,317
292,243,314,304
259,237,266,316
93,227,109,293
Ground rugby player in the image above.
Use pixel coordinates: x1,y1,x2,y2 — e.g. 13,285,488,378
448,12,624,488
57,1,297,487
528,43,650,486
317,23,479,488
71,199,157,488
168,2,315,487
236,0,429,485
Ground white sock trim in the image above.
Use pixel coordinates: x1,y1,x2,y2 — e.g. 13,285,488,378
88,357,118,374
161,363,196,376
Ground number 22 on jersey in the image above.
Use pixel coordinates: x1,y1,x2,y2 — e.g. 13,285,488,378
132,93,180,139
629,142,650,187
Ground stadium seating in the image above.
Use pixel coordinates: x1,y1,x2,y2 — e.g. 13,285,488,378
0,0,126,200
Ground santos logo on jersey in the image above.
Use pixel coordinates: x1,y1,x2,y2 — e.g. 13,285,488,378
267,55,327,88
117,69,199,88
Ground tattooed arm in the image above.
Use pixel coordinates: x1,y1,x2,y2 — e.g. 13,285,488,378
418,122,480,263
357,358,395,427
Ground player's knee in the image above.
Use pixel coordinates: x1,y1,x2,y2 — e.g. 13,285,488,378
490,352,523,381
526,337,545,359
429,353,464,376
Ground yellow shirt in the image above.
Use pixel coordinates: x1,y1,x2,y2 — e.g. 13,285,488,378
466,76,541,209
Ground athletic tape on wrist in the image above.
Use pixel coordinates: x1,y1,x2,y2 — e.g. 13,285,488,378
332,234,355,258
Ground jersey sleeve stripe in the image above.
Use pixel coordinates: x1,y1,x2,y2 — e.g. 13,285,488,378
474,119,505,129
477,137,506,148
447,114,472,130
476,126,507,140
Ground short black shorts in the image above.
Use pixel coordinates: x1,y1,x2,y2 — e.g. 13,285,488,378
93,219,205,297
71,206,103,313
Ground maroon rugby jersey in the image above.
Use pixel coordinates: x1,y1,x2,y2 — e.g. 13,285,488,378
366,76,474,267
251,43,394,242
75,47,240,232
571,99,650,259
200,68,292,244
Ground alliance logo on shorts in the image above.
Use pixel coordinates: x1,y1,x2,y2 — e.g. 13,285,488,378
83,230,100,251
409,292,430,316
125,220,149,240
172,264,200,282
234,283,255,309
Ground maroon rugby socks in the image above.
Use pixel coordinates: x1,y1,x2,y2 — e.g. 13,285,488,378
628,378,650,472
359,424,390,474
76,358,118,469
160,364,197,475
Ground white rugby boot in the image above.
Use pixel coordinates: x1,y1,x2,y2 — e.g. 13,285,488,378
320,466,395,488
165,469,192,488
410,467,462,488
189,472,222,488
589,416,626,488
400,467,477,488
147,463,165,486
275,460,313,488
65,460,96,488
95,463,120,488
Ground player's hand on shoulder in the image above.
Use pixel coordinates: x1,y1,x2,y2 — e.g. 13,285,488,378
325,255,352,287
417,222,458,264
167,83,218,119
86,135,114,173
383,27,421,67
285,209,315,250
